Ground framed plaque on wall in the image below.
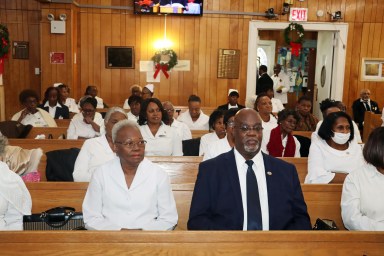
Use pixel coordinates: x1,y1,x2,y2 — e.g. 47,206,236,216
105,46,135,69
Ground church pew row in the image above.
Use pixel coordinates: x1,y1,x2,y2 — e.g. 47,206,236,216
34,154,307,184
1,231,383,255
26,183,344,230
363,112,382,143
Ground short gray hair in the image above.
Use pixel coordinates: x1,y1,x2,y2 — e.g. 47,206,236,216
112,119,141,143
104,107,128,124
0,133,8,155
130,84,142,92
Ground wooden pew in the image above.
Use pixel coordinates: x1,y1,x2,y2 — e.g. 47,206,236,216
292,130,312,139
191,130,209,138
26,127,68,139
26,183,344,230
363,112,382,142
34,154,307,184
55,119,71,127
174,106,217,117
1,231,383,255
8,139,84,151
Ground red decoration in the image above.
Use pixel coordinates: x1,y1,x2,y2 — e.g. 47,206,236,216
138,0,153,6
290,42,302,57
153,63,169,79
0,58,3,75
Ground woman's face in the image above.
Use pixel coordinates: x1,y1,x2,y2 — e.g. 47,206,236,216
105,112,127,137
146,102,162,125
332,117,350,134
23,96,38,113
256,96,272,115
81,102,96,119
280,115,297,135
114,126,145,168
142,87,152,100
213,116,226,138
59,87,69,101
47,89,58,106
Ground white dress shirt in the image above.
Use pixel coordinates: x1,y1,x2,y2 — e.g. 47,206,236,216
65,98,79,113
261,130,301,157
233,149,269,230
271,98,284,113
203,136,232,161
127,111,139,121
72,135,115,182
83,157,178,230
341,164,384,231
67,112,104,139
177,110,209,131
315,120,362,144
0,162,32,230
171,119,192,141
272,72,290,104
199,132,222,156
43,101,64,118
139,123,183,156
305,134,365,184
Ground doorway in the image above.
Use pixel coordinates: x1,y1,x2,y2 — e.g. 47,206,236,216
246,22,348,119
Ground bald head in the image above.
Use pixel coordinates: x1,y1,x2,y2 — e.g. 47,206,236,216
360,89,371,101
233,108,263,160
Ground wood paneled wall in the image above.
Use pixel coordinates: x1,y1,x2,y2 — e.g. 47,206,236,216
1,0,384,119
0,0,41,120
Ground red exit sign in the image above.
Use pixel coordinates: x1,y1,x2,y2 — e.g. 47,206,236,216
289,8,308,21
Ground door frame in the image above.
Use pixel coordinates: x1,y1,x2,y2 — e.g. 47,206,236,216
246,21,348,103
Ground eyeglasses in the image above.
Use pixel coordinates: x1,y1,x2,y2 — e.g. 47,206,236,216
165,109,174,113
226,121,235,127
235,125,263,133
114,140,147,148
82,109,95,114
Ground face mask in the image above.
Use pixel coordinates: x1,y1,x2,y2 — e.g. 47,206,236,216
331,132,350,145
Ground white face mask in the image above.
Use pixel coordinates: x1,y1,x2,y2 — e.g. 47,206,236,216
332,132,350,145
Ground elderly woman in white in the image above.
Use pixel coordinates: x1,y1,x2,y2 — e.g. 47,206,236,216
0,134,32,230
82,119,178,230
72,107,128,182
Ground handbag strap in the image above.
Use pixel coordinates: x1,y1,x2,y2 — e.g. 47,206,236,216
40,206,77,228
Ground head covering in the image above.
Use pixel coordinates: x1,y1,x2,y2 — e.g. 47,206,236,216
228,89,239,97
145,84,154,93
53,83,63,87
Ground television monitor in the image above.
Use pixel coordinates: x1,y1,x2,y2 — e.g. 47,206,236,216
134,0,203,16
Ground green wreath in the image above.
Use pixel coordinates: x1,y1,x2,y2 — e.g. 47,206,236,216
0,24,10,58
284,22,305,45
151,49,178,71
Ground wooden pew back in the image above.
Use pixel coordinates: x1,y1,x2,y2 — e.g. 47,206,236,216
363,112,382,142
26,127,68,139
26,183,344,230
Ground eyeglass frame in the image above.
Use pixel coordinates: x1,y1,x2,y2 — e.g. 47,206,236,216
114,139,147,149
234,124,263,133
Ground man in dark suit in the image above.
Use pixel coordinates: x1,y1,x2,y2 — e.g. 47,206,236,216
217,89,245,111
352,89,381,130
188,108,311,230
256,65,273,95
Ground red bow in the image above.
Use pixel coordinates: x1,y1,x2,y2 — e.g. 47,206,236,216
154,63,169,79
0,58,4,75
290,42,302,57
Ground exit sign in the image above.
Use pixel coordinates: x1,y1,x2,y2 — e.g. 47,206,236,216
289,8,308,21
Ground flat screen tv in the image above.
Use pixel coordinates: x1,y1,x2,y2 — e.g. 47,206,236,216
134,1,203,16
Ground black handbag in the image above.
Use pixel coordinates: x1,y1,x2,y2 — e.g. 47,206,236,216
312,218,339,230
23,206,85,230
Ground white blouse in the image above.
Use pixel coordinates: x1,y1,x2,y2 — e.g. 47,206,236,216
203,136,232,161
83,157,178,230
199,132,221,156
0,162,32,230
139,123,183,156
67,112,104,139
305,134,365,184
341,164,384,231
177,110,209,131
171,119,192,141
65,98,80,113
72,135,115,182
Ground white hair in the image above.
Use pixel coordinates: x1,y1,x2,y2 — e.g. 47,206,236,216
111,119,141,143
104,107,128,124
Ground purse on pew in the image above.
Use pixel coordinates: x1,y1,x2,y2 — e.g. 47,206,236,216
23,206,85,230
312,218,339,230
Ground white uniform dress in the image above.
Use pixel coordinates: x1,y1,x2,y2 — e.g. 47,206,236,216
67,112,104,139
341,163,384,231
305,134,365,184
95,96,104,109
127,111,139,122
199,132,221,156
203,136,232,161
72,135,115,182
11,108,57,127
272,72,290,104
65,98,79,113
271,98,284,113
83,157,178,230
0,161,32,230
139,123,183,156
177,110,209,131
171,119,192,141
261,114,278,134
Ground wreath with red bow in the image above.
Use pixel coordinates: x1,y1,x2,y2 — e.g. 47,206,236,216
0,24,10,58
151,49,178,79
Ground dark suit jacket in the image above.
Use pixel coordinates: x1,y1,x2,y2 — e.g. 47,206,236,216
216,104,245,111
39,104,70,119
256,73,273,95
352,99,381,130
187,149,311,230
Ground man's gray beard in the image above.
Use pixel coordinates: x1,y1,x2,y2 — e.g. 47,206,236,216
243,140,260,153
